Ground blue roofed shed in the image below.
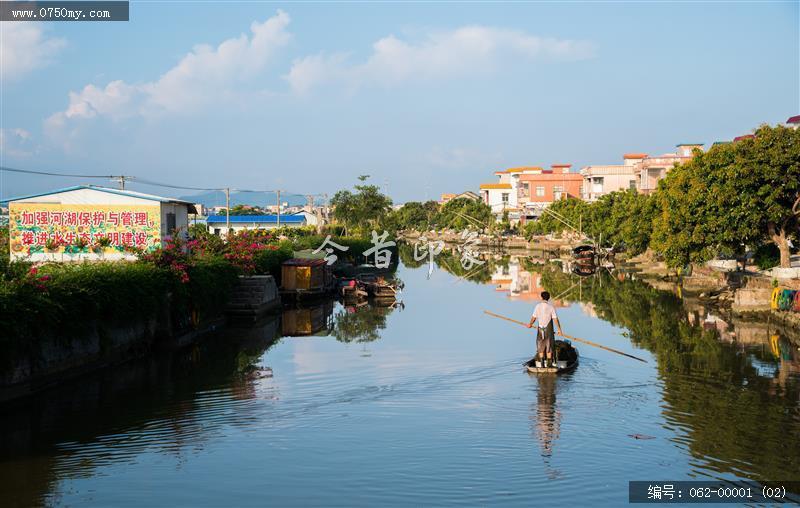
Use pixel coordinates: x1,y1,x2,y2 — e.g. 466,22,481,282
206,214,309,235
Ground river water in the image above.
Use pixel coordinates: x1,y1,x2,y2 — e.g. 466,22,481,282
2,255,799,506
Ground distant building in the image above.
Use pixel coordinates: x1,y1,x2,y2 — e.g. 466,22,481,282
206,213,309,235
517,165,582,221
455,191,480,201
7,185,196,261
440,191,479,205
480,166,541,221
636,144,703,194
582,145,703,198
786,115,800,129
580,160,638,202
481,165,581,222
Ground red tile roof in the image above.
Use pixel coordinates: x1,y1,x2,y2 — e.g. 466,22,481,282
623,153,648,159
787,115,800,124
733,134,755,142
551,163,572,168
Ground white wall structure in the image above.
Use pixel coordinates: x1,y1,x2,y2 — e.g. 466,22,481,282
7,186,196,262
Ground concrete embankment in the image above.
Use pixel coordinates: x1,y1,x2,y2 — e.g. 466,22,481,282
0,275,280,403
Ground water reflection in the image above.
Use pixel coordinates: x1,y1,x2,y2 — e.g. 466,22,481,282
2,254,800,506
531,374,561,458
430,250,800,483
0,316,281,508
530,261,800,483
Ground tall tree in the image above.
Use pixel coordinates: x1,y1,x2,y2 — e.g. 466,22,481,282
330,176,393,234
653,125,799,268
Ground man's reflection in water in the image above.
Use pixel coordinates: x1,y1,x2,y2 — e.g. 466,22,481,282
532,374,561,458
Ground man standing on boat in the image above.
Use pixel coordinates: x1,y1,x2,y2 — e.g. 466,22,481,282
527,291,563,367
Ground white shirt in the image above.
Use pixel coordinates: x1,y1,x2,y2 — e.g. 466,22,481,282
532,301,558,328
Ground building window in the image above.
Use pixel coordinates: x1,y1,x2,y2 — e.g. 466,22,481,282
629,180,637,190
522,182,530,196
501,193,509,203
592,177,604,194
166,212,176,234
214,228,221,236
553,185,564,200
535,186,545,197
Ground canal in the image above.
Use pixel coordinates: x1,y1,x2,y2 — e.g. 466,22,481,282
2,255,799,506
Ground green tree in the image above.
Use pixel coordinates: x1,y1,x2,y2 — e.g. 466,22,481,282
330,175,393,235
391,201,440,231
434,197,492,231
227,204,264,216
653,125,799,268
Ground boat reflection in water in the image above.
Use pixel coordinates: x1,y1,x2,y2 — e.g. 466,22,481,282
281,301,335,337
281,297,404,342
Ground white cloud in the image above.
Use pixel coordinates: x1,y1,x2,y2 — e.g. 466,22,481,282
285,25,594,94
0,128,35,157
45,10,291,136
0,23,65,81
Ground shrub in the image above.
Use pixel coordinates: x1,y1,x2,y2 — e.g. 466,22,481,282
753,243,780,270
254,241,293,281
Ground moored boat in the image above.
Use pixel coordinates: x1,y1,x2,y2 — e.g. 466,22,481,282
525,339,579,374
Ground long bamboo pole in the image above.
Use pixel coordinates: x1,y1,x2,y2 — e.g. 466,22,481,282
483,310,648,363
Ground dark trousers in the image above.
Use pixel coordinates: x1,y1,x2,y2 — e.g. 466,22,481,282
536,321,555,358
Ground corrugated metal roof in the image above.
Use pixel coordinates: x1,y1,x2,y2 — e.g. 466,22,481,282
206,214,306,224
4,185,197,212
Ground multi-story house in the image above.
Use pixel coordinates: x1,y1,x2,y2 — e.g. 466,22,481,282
635,144,703,194
516,165,582,221
580,154,640,202
581,144,703,199
480,165,582,222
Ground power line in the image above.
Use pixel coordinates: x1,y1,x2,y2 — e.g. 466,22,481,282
1,164,319,198
0,165,120,179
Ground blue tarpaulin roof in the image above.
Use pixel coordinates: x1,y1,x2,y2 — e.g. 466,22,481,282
206,214,306,224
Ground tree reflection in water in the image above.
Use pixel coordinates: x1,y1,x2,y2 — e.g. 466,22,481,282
333,300,402,344
529,261,800,484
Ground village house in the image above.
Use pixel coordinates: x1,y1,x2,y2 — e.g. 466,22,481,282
516,165,582,221
580,144,703,199
635,144,703,193
580,155,640,201
6,185,196,262
480,165,582,223
440,191,480,205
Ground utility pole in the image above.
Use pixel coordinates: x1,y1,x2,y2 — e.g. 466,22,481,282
225,187,230,237
112,175,129,190
276,190,281,228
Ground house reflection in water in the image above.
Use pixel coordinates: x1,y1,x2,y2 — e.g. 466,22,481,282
490,258,568,307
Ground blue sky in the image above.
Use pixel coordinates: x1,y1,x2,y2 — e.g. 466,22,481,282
1,1,798,203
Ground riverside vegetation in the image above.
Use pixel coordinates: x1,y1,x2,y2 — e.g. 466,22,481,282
0,225,381,366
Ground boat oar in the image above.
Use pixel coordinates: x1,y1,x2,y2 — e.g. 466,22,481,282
483,310,648,363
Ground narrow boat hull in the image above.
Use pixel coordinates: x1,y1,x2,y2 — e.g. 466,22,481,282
525,340,579,374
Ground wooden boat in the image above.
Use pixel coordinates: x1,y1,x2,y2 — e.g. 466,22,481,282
525,339,579,374
279,259,335,302
572,245,596,264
